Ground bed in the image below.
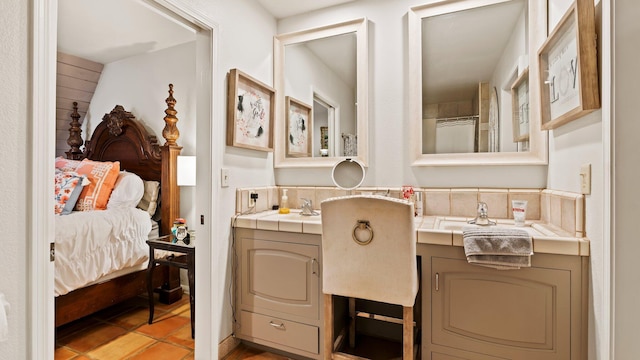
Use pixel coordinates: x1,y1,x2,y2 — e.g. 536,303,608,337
55,85,184,327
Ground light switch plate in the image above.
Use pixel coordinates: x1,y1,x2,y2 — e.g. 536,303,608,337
580,164,591,195
221,168,229,187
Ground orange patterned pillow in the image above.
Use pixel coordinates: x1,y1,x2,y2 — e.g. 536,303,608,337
55,156,82,172
74,159,121,211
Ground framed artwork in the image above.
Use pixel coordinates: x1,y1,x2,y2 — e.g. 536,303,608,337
285,96,312,157
538,0,599,130
320,126,328,149
226,68,275,151
320,126,329,157
511,67,530,142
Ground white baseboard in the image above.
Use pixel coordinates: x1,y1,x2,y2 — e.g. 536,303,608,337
218,335,241,359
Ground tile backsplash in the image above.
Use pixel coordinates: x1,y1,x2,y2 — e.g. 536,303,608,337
235,186,585,238
540,189,585,237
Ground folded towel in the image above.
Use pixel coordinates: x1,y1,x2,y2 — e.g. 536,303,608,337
462,227,533,270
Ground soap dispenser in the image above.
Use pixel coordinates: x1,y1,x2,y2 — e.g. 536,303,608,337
279,189,290,214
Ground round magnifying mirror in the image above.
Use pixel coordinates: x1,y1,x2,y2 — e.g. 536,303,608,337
331,158,366,190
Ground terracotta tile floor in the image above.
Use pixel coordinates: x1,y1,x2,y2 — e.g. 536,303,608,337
55,295,194,360
222,337,403,360
221,343,290,360
55,295,399,360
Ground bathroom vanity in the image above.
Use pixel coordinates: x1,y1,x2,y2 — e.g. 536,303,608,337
232,208,588,360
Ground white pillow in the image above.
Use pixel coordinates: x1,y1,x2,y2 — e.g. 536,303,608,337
107,171,144,209
137,180,160,217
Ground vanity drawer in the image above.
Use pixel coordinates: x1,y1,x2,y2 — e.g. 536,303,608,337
238,310,319,354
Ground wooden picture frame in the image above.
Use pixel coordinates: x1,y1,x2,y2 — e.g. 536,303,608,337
511,67,530,142
538,0,599,130
285,96,312,157
320,126,328,150
226,68,275,151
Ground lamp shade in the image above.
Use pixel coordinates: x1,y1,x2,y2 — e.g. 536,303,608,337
177,156,197,186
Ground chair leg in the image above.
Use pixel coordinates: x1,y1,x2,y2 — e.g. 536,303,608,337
349,297,356,348
403,306,414,360
324,294,334,359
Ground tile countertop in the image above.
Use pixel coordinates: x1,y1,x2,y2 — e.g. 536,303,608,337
232,210,590,257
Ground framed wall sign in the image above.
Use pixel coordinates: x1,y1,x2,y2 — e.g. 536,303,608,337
226,68,275,151
511,67,530,142
538,0,599,130
285,96,312,157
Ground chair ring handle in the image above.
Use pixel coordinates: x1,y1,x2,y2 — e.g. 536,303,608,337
352,220,374,245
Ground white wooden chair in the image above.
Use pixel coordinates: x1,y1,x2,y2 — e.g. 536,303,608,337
321,195,419,359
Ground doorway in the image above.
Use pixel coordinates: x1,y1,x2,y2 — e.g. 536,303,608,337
32,0,218,358
312,91,339,157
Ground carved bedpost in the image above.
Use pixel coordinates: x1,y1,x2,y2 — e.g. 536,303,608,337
160,84,183,237
159,84,184,304
66,102,84,160
162,84,180,146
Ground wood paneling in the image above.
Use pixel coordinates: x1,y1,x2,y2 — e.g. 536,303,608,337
56,52,103,157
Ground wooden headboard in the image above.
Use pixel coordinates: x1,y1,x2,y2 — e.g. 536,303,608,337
66,84,183,236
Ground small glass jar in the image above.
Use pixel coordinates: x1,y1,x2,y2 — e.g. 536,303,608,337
171,218,187,243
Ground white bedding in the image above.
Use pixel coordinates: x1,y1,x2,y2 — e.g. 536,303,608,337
54,207,152,296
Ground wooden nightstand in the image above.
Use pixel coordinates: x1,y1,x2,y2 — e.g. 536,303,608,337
146,235,195,338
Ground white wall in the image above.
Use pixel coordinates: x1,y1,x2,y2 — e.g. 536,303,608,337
549,111,605,359
546,1,607,359
277,2,607,360
88,42,197,153
87,41,198,226
0,0,29,357
181,0,278,344
285,43,356,142
490,7,527,153
5,0,622,358
275,0,548,189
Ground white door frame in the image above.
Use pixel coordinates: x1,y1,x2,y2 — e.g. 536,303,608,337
30,0,57,358
30,1,219,358
312,89,340,157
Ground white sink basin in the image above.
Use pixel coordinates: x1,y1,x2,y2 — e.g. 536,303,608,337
435,218,544,237
266,211,321,221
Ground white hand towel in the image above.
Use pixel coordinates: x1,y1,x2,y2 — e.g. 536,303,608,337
0,293,10,342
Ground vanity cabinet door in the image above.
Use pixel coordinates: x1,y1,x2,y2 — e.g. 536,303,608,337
234,229,324,359
432,257,570,359
239,237,320,320
420,245,587,360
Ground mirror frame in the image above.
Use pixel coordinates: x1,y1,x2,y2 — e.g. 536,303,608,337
408,0,548,166
274,18,369,168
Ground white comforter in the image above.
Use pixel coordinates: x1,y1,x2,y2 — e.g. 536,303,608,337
55,207,152,296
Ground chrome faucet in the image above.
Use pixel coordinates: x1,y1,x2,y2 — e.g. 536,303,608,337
468,202,496,226
300,198,319,216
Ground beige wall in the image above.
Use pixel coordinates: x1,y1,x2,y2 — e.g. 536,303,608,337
613,0,639,358
0,0,30,358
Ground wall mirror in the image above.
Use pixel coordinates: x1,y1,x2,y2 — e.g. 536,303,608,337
274,18,369,168
409,0,547,166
